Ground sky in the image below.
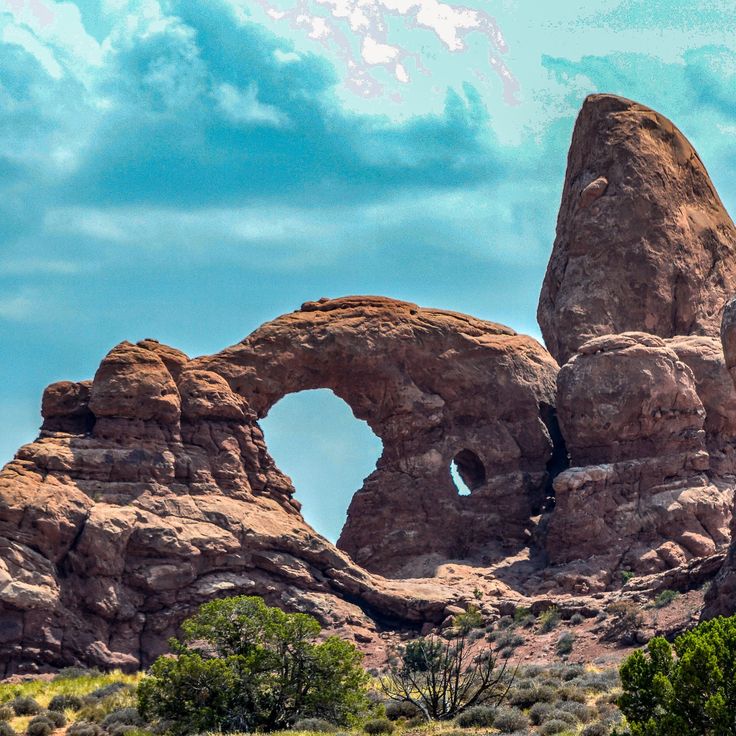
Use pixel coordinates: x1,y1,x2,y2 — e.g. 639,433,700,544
2,0,736,541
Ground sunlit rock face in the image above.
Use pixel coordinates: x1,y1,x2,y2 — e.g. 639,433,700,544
0,338,456,676
196,295,560,575
538,94,736,366
546,332,732,581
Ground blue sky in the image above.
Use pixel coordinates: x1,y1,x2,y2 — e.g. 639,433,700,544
2,0,736,541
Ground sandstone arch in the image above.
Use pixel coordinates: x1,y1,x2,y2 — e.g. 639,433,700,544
196,296,559,575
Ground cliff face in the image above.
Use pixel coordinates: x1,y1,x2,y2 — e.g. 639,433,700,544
538,94,736,365
4,93,736,674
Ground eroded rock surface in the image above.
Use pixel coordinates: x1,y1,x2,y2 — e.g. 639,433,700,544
538,94,736,365
196,296,560,575
546,332,732,583
0,338,456,676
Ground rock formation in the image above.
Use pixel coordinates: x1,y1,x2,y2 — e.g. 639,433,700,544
538,94,736,365
546,332,732,583
0,338,457,676
196,296,559,575
5,93,736,673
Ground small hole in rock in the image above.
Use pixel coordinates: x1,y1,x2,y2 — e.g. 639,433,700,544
451,449,486,495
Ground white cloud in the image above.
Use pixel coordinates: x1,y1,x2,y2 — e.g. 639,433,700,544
361,35,399,64
214,82,289,127
2,23,63,77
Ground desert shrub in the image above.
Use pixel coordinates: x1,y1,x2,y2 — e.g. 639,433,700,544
491,706,527,732
453,605,484,633
0,707,13,722
455,705,495,728
570,613,585,625
87,684,133,702
653,590,678,608
66,722,104,736
497,615,514,630
384,701,420,721
494,630,525,651
0,724,15,736
540,719,572,735
293,718,337,732
618,614,736,735
539,606,560,633
575,670,618,692
363,718,393,734
12,697,42,716
514,606,532,623
558,685,587,703
100,709,142,730
25,718,53,736
620,570,634,585
582,723,610,736
42,712,66,729
556,632,575,656
529,702,553,725
48,695,84,712
382,632,513,720
557,700,594,723
139,596,369,734
603,601,643,643
507,684,556,708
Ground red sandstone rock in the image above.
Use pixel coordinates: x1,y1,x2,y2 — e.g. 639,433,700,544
538,94,736,364
547,332,732,579
196,296,560,575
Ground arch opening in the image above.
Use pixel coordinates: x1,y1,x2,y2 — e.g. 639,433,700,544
451,449,486,495
259,388,383,543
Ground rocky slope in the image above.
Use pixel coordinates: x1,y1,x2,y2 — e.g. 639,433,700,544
4,93,736,674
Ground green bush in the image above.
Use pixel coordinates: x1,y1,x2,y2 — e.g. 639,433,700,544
570,613,585,625
455,705,495,728
556,632,575,656
66,722,104,736
138,596,369,735
363,718,393,734
0,724,15,736
540,719,572,735
100,709,142,730
453,605,484,633
25,718,53,736
48,695,84,712
383,701,420,721
12,698,41,716
507,684,556,707
42,712,66,729
539,606,560,633
0,707,13,722
618,614,736,735
529,702,553,724
582,723,610,736
491,706,527,732
653,590,678,609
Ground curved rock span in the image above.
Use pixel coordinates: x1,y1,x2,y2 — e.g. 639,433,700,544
4,93,736,673
196,296,560,575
